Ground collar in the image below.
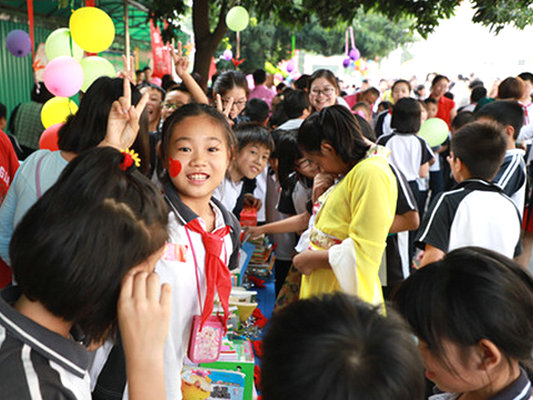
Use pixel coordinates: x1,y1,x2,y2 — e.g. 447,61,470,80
0,286,89,378
163,175,228,229
456,178,504,193
490,368,531,400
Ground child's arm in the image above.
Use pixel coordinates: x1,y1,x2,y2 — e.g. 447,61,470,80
419,162,430,178
118,271,171,400
389,210,419,233
171,42,209,105
244,211,310,238
419,244,446,267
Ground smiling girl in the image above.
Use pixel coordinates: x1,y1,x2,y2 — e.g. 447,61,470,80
156,103,241,399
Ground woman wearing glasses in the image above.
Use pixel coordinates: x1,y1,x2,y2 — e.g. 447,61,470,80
213,70,250,125
308,69,350,112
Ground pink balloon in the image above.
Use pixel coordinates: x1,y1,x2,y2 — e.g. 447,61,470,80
43,56,83,97
39,123,63,151
246,74,255,91
274,73,284,82
223,49,233,61
150,77,162,87
286,60,295,73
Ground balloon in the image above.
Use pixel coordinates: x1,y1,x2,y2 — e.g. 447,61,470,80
150,77,162,87
69,7,115,53
45,28,84,61
349,48,360,61
41,97,78,129
39,123,63,151
274,73,284,83
80,56,116,92
246,74,255,91
342,58,350,68
418,118,449,147
6,30,31,57
223,49,233,61
43,56,83,97
286,60,295,73
226,6,249,32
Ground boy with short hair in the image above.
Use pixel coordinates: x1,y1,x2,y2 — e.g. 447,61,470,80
417,122,521,267
214,123,275,219
476,100,526,214
277,90,311,131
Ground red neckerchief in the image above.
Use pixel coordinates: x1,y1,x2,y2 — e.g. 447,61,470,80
185,218,232,331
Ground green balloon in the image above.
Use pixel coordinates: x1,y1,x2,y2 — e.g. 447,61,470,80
45,28,84,61
226,6,249,32
418,118,449,147
80,56,116,92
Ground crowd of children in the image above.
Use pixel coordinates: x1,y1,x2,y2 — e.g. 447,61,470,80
2,47,533,399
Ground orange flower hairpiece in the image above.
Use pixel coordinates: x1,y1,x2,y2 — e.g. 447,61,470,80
119,148,141,171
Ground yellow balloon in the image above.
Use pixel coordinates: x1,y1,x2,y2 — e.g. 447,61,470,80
69,7,115,53
41,97,79,129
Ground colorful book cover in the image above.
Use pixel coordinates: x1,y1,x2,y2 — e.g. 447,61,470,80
182,366,246,400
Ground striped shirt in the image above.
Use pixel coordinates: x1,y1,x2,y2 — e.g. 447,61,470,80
492,148,527,216
0,286,91,399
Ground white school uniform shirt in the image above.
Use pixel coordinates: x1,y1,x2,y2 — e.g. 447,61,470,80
253,168,268,222
157,203,234,400
213,176,243,213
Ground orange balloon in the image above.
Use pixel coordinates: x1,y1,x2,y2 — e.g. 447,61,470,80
39,123,63,151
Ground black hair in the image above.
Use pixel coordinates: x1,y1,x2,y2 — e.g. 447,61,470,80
415,84,425,97
476,100,524,140
276,130,303,189
308,69,340,93
57,77,144,154
364,87,380,98
0,102,6,120
518,72,533,84
352,101,371,116
469,79,484,89
283,90,310,119
443,92,454,100
471,86,487,103
294,74,311,91
142,66,151,72
160,103,236,170
234,122,275,153
213,70,249,97
138,82,166,98
243,98,269,123
10,147,169,344
394,246,533,373
269,97,289,129
298,105,370,164
31,82,54,103
276,82,287,93
451,111,474,131
497,77,525,100
431,74,449,88
392,79,412,93
378,101,392,112
262,293,425,400
450,121,506,180
354,114,376,142
391,98,421,133
424,97,438,106
252,69,267,85
161,74,177,91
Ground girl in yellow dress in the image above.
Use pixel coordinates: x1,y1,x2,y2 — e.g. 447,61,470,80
293,105,397,305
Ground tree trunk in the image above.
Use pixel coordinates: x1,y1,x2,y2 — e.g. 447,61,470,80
192,0,228,87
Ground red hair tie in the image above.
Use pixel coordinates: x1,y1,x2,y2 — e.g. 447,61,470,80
119,149,140,172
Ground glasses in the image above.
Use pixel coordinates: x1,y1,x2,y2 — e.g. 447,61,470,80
221,97,247,108
161,102,184,110
295,159,316,169
310,87,335,97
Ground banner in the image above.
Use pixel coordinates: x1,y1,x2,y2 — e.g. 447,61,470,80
149,19,171,79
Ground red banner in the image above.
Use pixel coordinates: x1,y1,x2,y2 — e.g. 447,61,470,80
27,0,34,60
149,19,171,79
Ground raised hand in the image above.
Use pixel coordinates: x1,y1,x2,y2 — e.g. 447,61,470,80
119,54,135,83
170,41,190,78
102,77,149,150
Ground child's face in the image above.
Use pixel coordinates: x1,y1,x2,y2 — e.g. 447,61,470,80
295,158,320,179
166,115,231,207
140,87,163,125
427,103,438,119
418,339,487,394
221,87,247,119
392,83,410,103
234,143,271,179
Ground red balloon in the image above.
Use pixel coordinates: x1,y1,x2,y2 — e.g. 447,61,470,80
39,123,62,151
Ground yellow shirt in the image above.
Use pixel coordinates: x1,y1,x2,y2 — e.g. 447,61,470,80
300,146,397,304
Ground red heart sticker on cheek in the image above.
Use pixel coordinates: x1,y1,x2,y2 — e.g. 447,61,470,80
169,157,182,177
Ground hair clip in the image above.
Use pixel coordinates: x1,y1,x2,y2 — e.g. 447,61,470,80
119,149,141,172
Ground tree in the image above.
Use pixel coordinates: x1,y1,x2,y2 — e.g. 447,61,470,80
149,0,533,83
219,10,415,74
